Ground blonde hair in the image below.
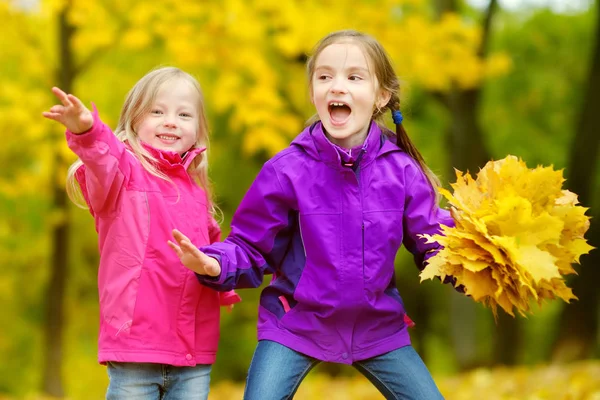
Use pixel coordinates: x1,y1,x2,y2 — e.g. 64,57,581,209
306,30,441,201
67,66,217,214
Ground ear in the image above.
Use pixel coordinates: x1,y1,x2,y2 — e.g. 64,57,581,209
376,89,392,109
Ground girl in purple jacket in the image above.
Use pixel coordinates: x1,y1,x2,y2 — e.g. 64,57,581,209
170,31,453,399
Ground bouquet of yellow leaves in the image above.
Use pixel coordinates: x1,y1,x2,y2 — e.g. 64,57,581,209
420,155,594,318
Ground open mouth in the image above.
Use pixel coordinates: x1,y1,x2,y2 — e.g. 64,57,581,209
328,102,351,125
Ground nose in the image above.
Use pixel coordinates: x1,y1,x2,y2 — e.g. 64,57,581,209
163,114,177,128
330,77,348,94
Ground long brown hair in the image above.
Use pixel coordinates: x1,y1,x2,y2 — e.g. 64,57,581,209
306,30,441,201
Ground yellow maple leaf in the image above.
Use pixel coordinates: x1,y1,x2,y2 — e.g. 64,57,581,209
461,268,497,301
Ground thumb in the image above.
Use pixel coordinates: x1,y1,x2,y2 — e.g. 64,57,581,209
202,255,221,277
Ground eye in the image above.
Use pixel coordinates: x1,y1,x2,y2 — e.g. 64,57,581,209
179,112,192,118
151,109,162,115
317,74,331,81
349,75,363,81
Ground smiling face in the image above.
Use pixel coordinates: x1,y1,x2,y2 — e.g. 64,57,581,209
136,78,200,155
310,41,390,149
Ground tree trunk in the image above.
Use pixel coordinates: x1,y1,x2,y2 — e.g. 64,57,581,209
551,0,600,362
42,3,75,397
434,0,522,369
564,0,600,210
446,88,490,170
445,87,491,369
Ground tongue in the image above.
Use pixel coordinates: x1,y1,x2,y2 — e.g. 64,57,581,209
331,106,351,123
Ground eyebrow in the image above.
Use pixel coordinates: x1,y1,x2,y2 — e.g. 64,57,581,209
153,101,196,110
315,65,370,73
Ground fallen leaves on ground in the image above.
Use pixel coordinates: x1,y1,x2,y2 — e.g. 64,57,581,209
207,360,600,399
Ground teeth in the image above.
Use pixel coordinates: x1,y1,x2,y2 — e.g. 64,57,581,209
158,135,178,140
330,102,346,107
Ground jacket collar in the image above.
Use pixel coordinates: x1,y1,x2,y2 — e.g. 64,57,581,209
292,120,400,169
126,141,206,170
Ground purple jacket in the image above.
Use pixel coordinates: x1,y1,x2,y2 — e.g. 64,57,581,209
199,121,453,364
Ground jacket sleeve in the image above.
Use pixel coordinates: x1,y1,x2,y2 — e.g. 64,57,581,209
402,163,464,292
197,160,295,291
402,162,457,273
66,107,132,215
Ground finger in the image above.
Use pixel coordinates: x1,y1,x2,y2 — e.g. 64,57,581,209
51,87,72,107
172,229,191,244
42,111,62,120
67,94,87,112
49,105,65,114
179,239,202,257
167,240,184,258
176,230,190,242
206,262,221,277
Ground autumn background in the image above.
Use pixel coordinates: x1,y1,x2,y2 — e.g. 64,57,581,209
1,0,599,398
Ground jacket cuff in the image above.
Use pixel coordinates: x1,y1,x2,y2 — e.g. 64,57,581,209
65,104,103,147
219,291,241,306
195,254,227,285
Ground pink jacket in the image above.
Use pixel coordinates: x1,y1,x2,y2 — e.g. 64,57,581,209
66,109,240,367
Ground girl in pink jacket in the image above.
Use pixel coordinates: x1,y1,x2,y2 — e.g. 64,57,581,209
43,67,240,400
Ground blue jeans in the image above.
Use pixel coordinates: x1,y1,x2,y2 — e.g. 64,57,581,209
106,362,212,400
244,340,444,400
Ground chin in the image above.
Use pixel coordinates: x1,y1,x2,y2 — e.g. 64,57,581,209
324,125,353,140
329,133,353,142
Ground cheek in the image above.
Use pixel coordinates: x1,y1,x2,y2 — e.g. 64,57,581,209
187,125,199,141
135,124,147,139
136,119,152,133
312,91,327,108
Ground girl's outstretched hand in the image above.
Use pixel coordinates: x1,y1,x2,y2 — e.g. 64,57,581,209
42,87,94,134
168,229,222,277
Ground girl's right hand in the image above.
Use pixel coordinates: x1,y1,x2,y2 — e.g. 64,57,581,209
42,87,94,134
168,229,222,277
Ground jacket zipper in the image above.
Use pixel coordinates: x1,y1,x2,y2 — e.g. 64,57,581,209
361,222,365,277
298,216,307,257
355,152,365,279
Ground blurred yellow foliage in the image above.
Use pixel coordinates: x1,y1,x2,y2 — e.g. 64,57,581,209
0,0,512,186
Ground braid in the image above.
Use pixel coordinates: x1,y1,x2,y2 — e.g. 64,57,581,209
387,97,441,203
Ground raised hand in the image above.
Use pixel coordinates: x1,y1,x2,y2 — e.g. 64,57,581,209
42,87,94,134
168,229,222,277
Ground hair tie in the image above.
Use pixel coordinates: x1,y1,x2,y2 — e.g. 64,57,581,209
392,110,403,125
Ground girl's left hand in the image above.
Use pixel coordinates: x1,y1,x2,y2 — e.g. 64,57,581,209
42,87,94,134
